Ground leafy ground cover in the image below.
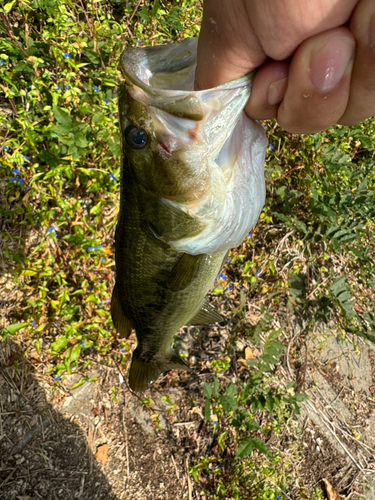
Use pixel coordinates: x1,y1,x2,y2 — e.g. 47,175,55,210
1,1,375,499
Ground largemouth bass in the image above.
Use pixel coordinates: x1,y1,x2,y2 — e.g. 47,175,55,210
111,38,267,391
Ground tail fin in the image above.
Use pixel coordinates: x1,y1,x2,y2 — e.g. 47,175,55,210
129,348,190,392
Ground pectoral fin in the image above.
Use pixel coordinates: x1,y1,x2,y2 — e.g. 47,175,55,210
111,283,132,338
188,299,223,325
129,349,190,392
167,253,206,292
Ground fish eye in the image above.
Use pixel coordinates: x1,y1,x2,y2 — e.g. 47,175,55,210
125,126,148,150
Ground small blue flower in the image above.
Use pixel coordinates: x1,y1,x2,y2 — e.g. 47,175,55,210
105,299,110,303
248,233,253,238
219,273,226,280
54,323,58,326
94,86,99,92
100,301,103,306
3,146,8,151
101,257,105,262
0,60,5,65
88,246,93,251
65,85,69,90
47,226,55,233
19,179,24,185
87,287,92,291
255,270,261,277
306,176,309,179
63,53,72,59
31,321,36,326
227,284,232,290
121,349,125,354
104,98,108,104
53,376,61,381
86,376,92,383
226,258,231,262
269,144,274,151
212,422,218,427
276,497,280,500
109,173,116,181
255,119,259,123
53,87,60,91
10,178,14,182
12,168,20,174
23,155,30,161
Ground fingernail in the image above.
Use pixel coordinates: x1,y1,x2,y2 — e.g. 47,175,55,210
310,37,354,93
267,77,288,106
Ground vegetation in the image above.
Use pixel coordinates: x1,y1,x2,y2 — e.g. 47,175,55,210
1,1,375,499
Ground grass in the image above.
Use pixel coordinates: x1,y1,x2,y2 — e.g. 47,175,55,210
1,1,375,499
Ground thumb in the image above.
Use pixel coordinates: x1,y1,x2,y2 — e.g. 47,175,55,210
194,0,266,91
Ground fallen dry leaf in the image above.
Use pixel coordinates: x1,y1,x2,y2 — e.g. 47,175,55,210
322,479,341,500
95,444,109,466
245,347,254,359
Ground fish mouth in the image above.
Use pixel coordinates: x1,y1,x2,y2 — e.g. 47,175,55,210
120,38,255,122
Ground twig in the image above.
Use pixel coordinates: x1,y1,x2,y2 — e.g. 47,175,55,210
0,467,18,489
186,457,192,500
10,416,51,456
121,410,130,481
305,400,363,470
128,0,142,24
77,0,106,71
171,454,180,480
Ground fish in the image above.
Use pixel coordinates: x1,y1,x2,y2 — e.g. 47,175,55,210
111,38,267,391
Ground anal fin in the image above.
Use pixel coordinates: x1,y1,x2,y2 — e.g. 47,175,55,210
167,253,206,292
188,299,223,325
111,283,132,338
129,348,190,392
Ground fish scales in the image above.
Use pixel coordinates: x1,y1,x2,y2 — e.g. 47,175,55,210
111,38,267,391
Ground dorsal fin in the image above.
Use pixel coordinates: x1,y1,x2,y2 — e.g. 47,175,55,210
111,283,132,338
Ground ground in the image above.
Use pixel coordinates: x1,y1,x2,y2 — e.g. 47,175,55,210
1,321,375,500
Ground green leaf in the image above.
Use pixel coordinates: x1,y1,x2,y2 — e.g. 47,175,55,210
204,398,211,422
2,322,29,336
203,381,212,399
69,343,81,362
219,395,238,413
53,105,72,126
70,377,87,390
218,431,227,451
212,377,219,397
4,1,15,13
235,437,272,459
51,336,69,353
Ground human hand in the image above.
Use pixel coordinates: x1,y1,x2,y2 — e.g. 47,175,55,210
195,0,375,134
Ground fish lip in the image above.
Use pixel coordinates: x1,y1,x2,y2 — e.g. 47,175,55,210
120,38,255,121
157,142,172,156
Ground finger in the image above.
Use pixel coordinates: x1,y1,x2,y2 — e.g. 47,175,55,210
245,61,289,120
277,27,356,134
194,0,265,90
339,0,375,125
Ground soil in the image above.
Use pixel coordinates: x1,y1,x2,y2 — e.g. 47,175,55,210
1,326,375,500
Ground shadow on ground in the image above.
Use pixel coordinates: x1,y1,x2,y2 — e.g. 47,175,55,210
0,337,117,500
0,337,190,500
